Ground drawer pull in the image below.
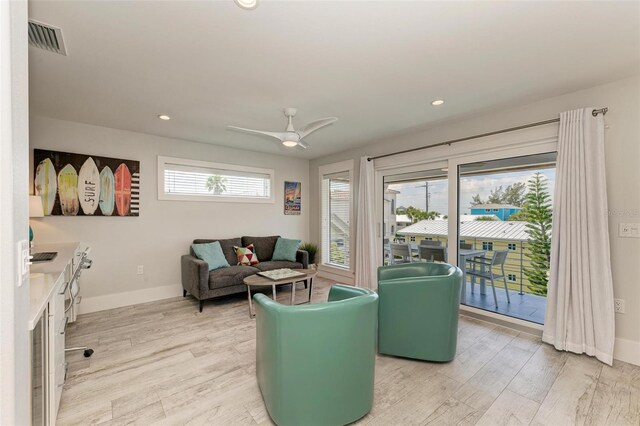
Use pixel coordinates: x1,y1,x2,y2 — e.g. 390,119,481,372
60,316,69,335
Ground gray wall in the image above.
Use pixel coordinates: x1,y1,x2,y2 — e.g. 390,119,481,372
310,75,640,354
29,116,310,306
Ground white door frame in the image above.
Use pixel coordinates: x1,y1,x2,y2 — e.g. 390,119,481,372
0,1,30,424
374,159,448,264
373,124,558,328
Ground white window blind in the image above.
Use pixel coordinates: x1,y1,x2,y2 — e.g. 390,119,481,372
321,171,351,269
158,156,274,203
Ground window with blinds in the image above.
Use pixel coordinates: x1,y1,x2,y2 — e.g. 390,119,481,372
321,171,351,269
158,156,274,203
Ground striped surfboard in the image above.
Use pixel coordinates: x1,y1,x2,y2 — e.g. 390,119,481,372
78,157,101,215
57,164,79,216
130,172,140,216
34,158,57,215
99,166,115,216
114,163,131,216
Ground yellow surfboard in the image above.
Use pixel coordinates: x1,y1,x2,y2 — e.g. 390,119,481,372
34,158,57,215
57,164,79,216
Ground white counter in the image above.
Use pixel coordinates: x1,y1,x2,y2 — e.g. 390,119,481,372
28,242,87,330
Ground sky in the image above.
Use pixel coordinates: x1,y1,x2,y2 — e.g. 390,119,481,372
388,167,556,215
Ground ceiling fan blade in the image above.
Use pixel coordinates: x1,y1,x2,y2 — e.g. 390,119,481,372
227,126,286,141
297,139,309,149
296,117,338,139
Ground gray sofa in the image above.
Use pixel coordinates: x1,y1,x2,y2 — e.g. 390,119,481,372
181,235,309,312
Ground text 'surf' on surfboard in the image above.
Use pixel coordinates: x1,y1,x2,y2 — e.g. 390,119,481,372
78,157,101,215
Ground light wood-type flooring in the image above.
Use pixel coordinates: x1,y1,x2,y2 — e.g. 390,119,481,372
59,278,640,425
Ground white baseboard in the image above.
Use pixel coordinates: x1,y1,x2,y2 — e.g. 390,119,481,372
614,337,640,366
78,284,183,315
317,265,355,285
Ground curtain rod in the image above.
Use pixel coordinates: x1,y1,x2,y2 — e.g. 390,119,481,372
367,107,608,162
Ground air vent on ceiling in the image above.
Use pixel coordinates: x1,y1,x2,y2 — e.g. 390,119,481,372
28,20,67,56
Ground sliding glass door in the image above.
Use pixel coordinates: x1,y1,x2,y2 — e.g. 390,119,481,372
457,152,556,324
382,165,448,265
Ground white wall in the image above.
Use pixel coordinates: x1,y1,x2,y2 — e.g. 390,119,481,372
29,116,309,311
310,75,640,364
0,1,30,424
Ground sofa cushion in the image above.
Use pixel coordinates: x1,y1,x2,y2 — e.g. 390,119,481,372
241,236,280,261
272,238,301,262
191,241,230,271
254,260,303,272
208,265,259,290
193,238,241,267
234,243,260,266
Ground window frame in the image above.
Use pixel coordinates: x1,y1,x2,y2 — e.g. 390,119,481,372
318,160,355,276
157,156,275,203
508,274,518,282
482,241,494,251
508,243,517,251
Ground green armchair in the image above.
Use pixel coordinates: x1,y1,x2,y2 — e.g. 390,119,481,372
377,262,463,362
254,284,378,426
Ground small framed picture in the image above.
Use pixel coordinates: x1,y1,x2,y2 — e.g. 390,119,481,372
284,181,301,215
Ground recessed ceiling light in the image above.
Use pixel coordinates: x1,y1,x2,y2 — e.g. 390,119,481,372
234,0,258,10
282,140,298,148
157,114,171,120
431,99,445,106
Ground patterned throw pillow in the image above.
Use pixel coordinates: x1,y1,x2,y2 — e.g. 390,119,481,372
234,243,260,266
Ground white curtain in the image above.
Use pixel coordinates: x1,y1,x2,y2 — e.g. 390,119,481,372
355,156,378,290
543,108,615,365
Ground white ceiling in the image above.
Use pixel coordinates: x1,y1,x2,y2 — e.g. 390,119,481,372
29,1,640,159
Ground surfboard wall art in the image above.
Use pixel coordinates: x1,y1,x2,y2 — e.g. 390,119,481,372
99,166,115,216
114,163,131,216
34,158,57,215
33,149,140,216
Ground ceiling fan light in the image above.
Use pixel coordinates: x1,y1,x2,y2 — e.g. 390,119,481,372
282,140,298,148
234,0,258,10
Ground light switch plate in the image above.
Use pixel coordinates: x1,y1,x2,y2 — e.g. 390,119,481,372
17,239,30,286
619,223,640,238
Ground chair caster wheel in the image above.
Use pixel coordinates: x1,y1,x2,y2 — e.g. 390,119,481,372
83,349,94,358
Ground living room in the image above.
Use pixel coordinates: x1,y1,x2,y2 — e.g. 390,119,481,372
2,1,639,425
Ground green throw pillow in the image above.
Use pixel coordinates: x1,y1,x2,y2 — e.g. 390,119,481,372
272,238,301,262
191,241,230,271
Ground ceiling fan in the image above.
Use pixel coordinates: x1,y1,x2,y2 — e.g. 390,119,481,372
227,108,338,149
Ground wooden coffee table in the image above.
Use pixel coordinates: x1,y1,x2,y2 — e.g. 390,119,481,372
243,269,317,318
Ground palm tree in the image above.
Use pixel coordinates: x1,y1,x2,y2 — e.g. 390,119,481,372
206,175,227,195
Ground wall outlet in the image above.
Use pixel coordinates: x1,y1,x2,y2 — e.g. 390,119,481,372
137,265,144,275
619,223,640,238
614,299,625,314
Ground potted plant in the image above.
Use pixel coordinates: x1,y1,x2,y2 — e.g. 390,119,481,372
300,242,318,270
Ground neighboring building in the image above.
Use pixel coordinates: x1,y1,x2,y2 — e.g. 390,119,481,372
470,203,521,221
397,219,537,294
395,214,412,231
383,188,399,240
459,213,500,222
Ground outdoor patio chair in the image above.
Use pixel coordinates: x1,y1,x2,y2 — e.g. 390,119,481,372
420,239,442,247
390,243,413,264
419,246,447,262
466,249,511,307
459,243,473,250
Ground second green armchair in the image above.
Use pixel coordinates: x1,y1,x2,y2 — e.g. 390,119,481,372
377,262,463,362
